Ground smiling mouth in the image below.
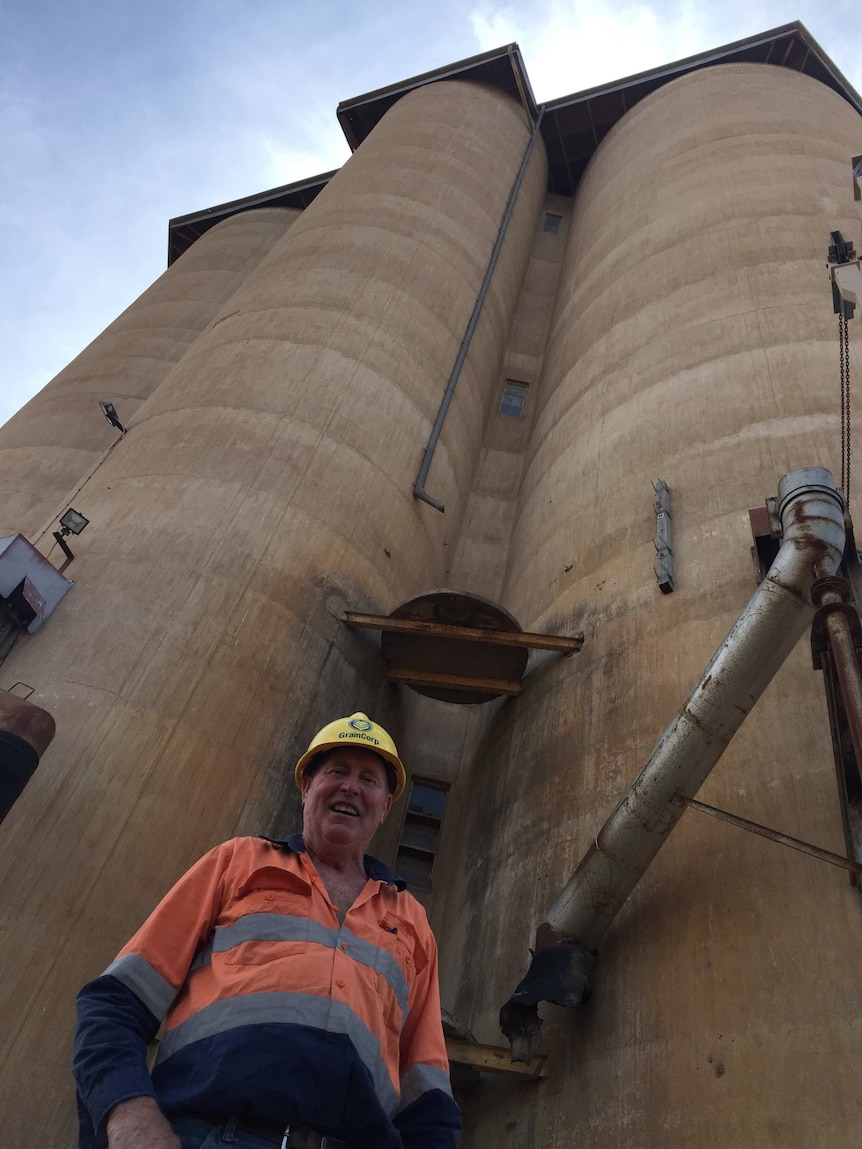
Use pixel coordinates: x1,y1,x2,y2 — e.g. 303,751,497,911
331,804,359,817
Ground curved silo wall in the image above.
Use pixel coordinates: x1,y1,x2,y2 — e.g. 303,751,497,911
445,64,862,1148
0,207,301,538
0,79,544,1142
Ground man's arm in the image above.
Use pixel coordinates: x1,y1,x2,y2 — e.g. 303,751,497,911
73,972,162,1147
393,918,461,1149
73,840,235,1147
106,1098,179,1149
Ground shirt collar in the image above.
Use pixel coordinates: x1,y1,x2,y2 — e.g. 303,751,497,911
262,832,407,891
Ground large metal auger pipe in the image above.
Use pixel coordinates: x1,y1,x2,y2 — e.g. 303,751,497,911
500,467,846,1061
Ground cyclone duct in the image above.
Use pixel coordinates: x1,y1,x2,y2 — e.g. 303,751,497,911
501,468,846,1061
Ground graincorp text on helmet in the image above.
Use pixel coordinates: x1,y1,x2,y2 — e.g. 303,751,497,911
339,731,381,746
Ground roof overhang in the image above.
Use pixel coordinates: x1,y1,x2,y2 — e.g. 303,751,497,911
336,43,538,151
541,21,862,196
166,23,861,264
167,171,336,265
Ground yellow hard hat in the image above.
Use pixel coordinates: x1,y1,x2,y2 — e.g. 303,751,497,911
294,712,406,800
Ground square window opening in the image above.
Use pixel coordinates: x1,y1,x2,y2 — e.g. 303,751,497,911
395,778,449,891
499,380,528,419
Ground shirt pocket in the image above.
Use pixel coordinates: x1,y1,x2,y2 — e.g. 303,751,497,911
217,866,312,965
373,911,428,1032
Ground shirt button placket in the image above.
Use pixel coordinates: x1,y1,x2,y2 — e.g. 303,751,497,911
331,937,349,1000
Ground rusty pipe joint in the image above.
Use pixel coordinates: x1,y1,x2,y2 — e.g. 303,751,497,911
501,468,845,1060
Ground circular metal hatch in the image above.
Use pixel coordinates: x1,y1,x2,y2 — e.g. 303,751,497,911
382,589,528,704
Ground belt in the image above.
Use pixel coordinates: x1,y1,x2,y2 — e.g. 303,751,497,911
184,1114,351,1149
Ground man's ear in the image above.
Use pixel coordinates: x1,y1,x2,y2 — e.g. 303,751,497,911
380,794,393,824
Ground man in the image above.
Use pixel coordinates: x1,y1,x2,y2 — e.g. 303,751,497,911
74,712,460,1149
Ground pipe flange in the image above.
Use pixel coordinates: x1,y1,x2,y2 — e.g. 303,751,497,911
777,468,845,520
811,574,853,607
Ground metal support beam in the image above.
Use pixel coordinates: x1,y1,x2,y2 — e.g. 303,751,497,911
678,796,862,877
343,611,583,653
446,1038,547,1079
384,668,522,696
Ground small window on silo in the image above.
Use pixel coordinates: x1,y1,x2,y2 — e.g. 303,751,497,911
543,213,562,234
499,380,528,418
395,779,449,890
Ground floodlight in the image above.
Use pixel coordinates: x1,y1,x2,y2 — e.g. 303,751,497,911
59,508,89,536
52,508,89,572
99,400,127,433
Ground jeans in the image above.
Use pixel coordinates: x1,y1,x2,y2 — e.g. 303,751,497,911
171,1115,282,1149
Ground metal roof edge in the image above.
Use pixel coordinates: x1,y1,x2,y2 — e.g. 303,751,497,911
544,22,862,114
167,170,337,265
336,42,523,114
336,42,536,152
168,170,337,230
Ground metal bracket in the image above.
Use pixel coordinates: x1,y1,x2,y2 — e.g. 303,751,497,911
765,495,781,536
828,229,860,320
749,503,781,584
653,479,673,593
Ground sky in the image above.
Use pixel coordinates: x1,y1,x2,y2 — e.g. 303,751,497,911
2,1,861,427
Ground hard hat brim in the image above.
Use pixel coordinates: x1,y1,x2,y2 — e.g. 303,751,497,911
295,740,406,801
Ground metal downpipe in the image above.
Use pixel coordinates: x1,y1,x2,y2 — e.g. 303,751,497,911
500,467,846,1059
413,108,545,512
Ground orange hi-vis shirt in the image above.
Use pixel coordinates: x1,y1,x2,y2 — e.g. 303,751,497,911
73,835,460,1149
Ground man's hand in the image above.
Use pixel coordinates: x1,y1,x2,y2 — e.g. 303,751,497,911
106,1096,180,1148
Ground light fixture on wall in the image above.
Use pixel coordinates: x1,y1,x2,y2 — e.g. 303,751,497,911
52,508,90,572
99,400,127,434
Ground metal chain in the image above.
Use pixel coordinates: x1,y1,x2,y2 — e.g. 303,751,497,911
839,308,851,507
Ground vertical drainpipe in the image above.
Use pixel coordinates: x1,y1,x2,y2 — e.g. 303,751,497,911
413,107,546,513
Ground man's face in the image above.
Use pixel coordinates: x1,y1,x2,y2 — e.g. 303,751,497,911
301,747,393,854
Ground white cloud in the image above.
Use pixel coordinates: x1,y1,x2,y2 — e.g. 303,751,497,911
467,1,862,102
470,6,521,48
257,104,351,189
468,0,722,100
